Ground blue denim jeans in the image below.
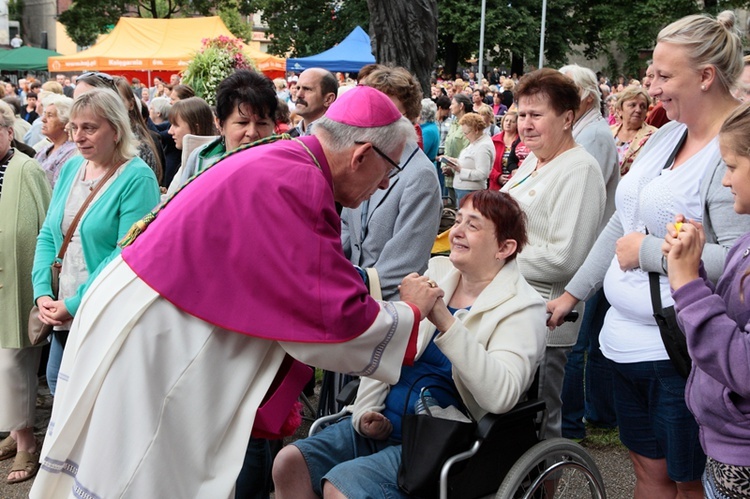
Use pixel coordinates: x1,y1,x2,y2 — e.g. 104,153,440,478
454,189,474,205
46,330,69,396
293,417,404,498
611,359,705,482
434,162,446,198
561,290,617,439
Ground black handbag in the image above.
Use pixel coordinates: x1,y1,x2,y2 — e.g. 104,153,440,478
649,272,692,378
398,385,476,498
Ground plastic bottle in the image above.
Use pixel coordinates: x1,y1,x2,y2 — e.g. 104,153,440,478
414,388,440,415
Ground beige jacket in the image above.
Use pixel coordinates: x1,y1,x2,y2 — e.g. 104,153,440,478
350,256,547,432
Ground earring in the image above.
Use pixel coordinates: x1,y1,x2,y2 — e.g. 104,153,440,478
701,85,707,91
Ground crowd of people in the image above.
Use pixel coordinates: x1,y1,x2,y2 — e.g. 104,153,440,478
0,9,748,499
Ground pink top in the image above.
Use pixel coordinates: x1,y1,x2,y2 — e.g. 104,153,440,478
123,136,383,343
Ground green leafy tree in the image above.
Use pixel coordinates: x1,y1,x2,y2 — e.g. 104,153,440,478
574,0,700,77
437,0,583,77
219,0,254,42
59,0,252,48
438,0,750,79
253,0,369,57
58,0,127,47
8,0,24,22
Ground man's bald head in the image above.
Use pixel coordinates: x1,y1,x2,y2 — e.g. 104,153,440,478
295,68,338,123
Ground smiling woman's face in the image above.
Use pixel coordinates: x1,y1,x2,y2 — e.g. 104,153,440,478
449,199,501,272
648,42,703,124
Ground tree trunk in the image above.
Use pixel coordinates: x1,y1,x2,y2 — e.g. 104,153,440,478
511,53,524,78
367,0,438,96
443,40,460,80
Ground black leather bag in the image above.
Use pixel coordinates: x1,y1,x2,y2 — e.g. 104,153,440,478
398,387,476,498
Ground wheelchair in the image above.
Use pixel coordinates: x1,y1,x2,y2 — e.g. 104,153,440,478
309,366,606,499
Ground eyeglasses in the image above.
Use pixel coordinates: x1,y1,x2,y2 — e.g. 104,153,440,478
356,142,418,179
78,71,116,89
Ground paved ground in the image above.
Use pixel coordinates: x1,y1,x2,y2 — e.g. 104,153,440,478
0,381,636,499
0,382,51,499
582,440,636,498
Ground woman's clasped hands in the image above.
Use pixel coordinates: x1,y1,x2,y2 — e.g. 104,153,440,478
399,273,454,332
36,296,73,326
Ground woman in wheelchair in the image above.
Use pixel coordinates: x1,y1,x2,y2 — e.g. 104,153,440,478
273,190,547,499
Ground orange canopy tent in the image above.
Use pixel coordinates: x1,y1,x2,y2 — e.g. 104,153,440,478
48,17,285,81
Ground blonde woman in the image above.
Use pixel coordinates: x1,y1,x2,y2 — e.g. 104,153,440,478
478,103,500,136
32,89,160,398
549,12,750,497
500,78,515,109
442,113,495,203
611,86,657,175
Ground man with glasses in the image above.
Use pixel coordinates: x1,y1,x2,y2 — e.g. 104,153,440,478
341,66,442,301
30,84,446,499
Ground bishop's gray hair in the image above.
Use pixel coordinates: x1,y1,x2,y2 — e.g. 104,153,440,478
313,115,416,157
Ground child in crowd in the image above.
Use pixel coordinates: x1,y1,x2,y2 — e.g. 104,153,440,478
664,102,750,499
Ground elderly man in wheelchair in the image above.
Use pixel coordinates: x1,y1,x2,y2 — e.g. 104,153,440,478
273,190,549,498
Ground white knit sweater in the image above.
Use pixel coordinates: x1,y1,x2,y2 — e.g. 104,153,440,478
502,146,606,346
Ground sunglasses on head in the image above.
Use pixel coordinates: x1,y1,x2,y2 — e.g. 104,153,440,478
79,72,116,89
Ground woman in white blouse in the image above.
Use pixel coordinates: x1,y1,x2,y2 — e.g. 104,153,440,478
548,12,750,497
442,113,495,203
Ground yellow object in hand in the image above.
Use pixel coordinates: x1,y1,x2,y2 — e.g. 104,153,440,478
675,222,683,233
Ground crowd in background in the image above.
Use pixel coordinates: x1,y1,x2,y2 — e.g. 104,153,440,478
1,10,750,498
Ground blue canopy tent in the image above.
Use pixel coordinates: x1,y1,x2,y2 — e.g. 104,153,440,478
286,26,375,73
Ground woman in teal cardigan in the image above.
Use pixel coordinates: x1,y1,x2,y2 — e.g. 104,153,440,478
32,89,160,397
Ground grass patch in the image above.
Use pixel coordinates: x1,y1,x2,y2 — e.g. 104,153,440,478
581,426,624,450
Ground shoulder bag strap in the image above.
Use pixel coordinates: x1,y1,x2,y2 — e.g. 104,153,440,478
647,128,689,312
662,129,688,171
648,272,663,314
55,162,119,265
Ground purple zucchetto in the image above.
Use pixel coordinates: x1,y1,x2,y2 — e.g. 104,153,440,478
325,85,402,127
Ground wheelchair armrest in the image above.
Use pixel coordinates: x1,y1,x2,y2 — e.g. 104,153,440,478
308,379,360,436
309,408,350,436
476,399,546,440
335,378,361,406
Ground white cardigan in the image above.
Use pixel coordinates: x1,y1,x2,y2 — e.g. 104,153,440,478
350,256,547,432
453,134,496,191
501,146,606,346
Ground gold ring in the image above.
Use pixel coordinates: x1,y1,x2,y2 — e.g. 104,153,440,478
427,280,437,288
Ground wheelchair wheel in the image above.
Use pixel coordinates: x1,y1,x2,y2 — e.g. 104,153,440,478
495,438,606,499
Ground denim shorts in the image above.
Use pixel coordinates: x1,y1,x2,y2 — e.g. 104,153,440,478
611,360,706,482
291,417,408,498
